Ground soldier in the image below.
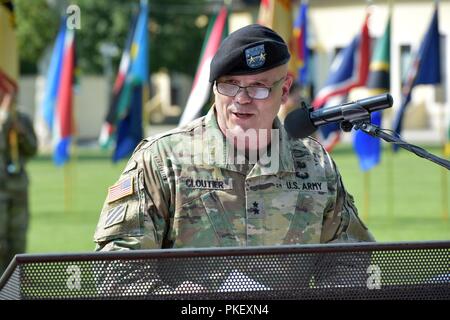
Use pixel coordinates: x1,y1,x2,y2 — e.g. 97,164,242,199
93,24,374,294
0,93,37,274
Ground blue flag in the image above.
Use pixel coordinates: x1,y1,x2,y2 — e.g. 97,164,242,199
41,17,77,166
293,2,308,86
354,16,391,171
392,6,441,143
113,0,149,162
41,18,66,129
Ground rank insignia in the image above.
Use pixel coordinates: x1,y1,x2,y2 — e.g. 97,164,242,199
245,44,266,68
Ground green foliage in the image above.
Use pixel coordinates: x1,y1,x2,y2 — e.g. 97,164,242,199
15,0,210,76
15,0,59,74
150,0,209,76
26,145,450,253
70,0,134,74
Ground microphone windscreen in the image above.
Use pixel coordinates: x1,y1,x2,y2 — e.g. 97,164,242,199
284,106,317,139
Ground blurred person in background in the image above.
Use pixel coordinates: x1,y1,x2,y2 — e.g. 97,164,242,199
0,92,37,274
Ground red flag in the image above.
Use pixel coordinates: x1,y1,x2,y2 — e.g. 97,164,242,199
179,6,228,125
53,29,76,165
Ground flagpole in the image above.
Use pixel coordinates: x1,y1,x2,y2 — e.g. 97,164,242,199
387,142,394,220
442,166,448,221
64,82,77,215
387,0,394,223
64,160,72,214
363,171,370,222
440,98,448,221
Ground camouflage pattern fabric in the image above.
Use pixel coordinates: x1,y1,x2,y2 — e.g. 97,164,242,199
94,106,374,252
0,109,37,273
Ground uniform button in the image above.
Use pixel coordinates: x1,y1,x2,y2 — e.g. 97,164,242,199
296,172,309,179
298,162,306,169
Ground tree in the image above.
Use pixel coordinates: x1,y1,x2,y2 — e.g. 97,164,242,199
15,0,211,77
149,0,209,76
15,0,59,74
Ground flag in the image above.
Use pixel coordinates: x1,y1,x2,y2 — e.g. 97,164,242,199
354,16,391,171
392,6,441,144
179,6,228,126
41,19,67,130
292,1,308,86
40,18,76,166
258,0,297,78
53,26,76,165
113,0,149,162
312,14,370,152
0,0,18,95
446,125,450,158
98,13,139,149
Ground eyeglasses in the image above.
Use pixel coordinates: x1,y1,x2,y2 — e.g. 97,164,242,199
215,77,286,100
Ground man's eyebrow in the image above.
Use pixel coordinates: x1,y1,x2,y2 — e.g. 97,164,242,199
221,78,271,85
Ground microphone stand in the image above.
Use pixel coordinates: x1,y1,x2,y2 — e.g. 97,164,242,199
338,105,450,170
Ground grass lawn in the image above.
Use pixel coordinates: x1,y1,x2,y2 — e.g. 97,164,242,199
26,144,450,254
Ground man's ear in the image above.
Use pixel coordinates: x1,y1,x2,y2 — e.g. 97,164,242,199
280,74,294,104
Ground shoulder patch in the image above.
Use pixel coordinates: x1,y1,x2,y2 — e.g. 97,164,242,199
104,203,128,229
107,176,134,203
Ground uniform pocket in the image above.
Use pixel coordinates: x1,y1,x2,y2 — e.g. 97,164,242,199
172,191,240,248
201,191,240,247
283,191,329,245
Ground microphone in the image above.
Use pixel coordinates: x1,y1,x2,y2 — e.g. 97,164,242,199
284,93,393,139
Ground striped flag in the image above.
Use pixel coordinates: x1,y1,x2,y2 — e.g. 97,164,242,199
41,18,77,165
179,6,228,126
107,176,134,203
312,13,370,152
113,0,149,162
354,16,391,171
292,1,309,86
98,13,139,149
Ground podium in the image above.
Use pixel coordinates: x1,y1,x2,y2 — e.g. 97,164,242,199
1,241,449,300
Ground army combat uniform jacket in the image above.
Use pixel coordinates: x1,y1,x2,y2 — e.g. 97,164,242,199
0,109,37,273
94,107,374,251
0,109,37,191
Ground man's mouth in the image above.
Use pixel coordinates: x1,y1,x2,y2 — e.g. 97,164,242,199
231,111,254,119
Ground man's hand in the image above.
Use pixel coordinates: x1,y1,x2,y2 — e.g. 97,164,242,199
0,92,13,112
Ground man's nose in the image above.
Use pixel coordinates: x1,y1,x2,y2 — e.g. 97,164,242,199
234,87,252,104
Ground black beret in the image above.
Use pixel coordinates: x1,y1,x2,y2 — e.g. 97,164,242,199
209,24,290,83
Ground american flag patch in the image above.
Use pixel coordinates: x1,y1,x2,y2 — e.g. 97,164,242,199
104,204,128,229
107,176,134,203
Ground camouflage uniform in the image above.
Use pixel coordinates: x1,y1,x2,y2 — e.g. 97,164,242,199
0,109,37,273
94,107,374,252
